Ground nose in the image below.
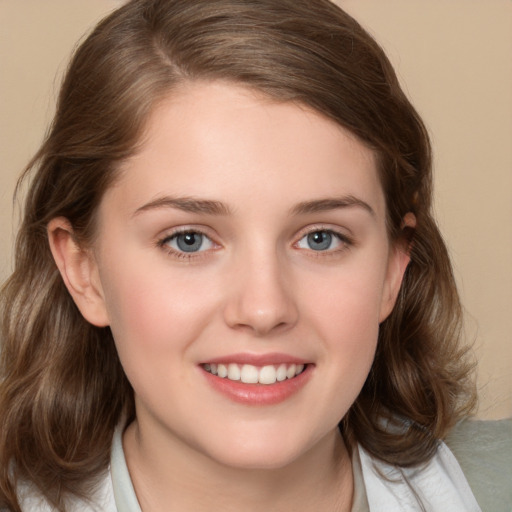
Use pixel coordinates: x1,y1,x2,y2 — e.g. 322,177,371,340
223,249,299,337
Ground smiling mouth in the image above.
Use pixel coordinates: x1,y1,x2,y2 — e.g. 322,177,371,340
202,363,306,385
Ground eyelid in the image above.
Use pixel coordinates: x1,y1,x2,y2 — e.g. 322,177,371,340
294,224,353,241
156,225,221,259
155,223,354,260
293,224,354,252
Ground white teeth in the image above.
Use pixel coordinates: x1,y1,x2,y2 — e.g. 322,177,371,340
286,364,297,379
204,362,306,385
227,363,241,381
217,364,228,378
259,365,277,385
240,364,259,384
276,364,287,382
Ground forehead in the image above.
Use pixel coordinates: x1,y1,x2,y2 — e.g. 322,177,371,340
105,81,385,219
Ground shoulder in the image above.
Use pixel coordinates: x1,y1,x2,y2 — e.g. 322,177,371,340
445,417,512,512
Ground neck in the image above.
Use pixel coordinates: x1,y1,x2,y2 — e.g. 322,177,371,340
123,419,354,512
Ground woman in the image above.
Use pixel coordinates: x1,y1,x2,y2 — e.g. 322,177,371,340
1,1,509,510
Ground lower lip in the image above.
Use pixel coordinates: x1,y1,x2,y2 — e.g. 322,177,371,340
201,365,313,405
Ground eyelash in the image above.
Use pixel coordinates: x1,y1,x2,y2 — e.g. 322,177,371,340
156,226,354,260
294,227,354,257
157,228,217,260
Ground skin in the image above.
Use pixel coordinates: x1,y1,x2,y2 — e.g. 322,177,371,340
49,81,412,511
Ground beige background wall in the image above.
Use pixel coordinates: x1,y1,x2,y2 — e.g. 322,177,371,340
1,1,511,419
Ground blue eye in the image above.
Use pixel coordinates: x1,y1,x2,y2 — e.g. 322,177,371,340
164,231,214,253
296,230,344,251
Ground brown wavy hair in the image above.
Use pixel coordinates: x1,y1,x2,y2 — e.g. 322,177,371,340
0,0,476,509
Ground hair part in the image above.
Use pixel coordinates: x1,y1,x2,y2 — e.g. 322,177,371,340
0,0,476,508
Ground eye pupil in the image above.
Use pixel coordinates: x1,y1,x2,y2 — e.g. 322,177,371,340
307,231,332,251
177,232,203,252
183,233,196,245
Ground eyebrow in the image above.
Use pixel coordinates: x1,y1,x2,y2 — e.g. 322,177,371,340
133,196,232,217
290,196,375,217
133,194,375,218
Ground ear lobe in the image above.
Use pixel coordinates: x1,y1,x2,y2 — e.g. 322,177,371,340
47,217,109,327
379,213,416,323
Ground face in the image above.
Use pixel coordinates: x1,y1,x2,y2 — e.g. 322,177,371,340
82,82,408,469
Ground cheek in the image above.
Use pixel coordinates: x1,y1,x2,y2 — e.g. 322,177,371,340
304,260,387,335
99,266,220,404
320,291,380,378
300,260,387,385
98,258,219,360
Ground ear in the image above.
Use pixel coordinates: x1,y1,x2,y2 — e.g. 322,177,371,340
48,217,110,327
379,213,416,323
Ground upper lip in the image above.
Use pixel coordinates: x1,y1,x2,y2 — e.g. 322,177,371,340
200,352,310,366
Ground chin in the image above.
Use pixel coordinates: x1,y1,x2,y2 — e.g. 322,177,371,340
201,431,317,471
212,450,300,471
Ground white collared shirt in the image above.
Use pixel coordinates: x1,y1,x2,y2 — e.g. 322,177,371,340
15,424,485,512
